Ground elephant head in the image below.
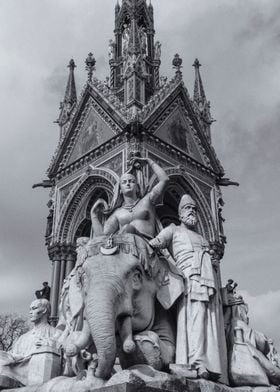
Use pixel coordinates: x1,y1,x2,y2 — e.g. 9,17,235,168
59,233,184,380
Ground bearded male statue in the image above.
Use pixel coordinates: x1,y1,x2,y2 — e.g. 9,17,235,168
150,194,228,383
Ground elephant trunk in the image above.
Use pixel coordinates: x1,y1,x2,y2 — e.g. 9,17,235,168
85,283,118,379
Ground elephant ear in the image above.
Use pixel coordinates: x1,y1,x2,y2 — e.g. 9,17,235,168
156,254,185,310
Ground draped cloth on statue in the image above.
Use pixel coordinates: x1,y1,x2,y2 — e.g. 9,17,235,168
155,223,229,384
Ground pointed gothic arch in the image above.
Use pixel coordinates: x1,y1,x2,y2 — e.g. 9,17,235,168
56,168,118,243
151,167,216,241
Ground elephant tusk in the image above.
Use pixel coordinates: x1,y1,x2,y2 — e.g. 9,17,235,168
100,235,119,255
100,245,119,255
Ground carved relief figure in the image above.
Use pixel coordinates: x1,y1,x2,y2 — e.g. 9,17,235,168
154,41,161,60
122,24,130,57
108,39,115,60
150,194,228,383
139,26,147,56
79,119,102,156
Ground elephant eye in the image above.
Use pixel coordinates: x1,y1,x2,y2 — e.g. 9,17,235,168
133,268,142,284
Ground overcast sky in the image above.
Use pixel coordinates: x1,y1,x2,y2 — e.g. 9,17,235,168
0,0,279,346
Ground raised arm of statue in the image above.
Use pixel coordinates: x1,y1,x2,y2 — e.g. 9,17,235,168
149,224,174,249
90,199,108,238
147,158,169,204
129,157,169,204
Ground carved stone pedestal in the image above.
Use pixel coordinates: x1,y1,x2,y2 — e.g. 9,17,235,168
27,348,61,385
4,374,280,392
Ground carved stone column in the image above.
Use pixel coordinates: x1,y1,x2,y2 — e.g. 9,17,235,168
59,259,66,292
48,243,62,325
48,242,77,325
65,249,76,277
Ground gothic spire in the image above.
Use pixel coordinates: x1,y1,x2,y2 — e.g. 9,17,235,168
192,58,214,142
115,0,120,15
56,59,77,136
127,18,141,55
63,59,77,107
193,58,206,104
109,0,159,103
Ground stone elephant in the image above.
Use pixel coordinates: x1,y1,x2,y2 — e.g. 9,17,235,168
57,233,184,381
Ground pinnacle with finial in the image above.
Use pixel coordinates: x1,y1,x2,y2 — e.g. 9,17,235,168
64,59,77,106
193,57,206,103
193,58,201,69
172,54,183,77
68,58,76,71
85,52,96,82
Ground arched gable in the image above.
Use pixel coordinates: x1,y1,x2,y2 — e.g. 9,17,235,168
56,168,118,243
150,167,216,241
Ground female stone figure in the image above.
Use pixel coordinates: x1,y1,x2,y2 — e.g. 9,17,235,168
91,157,169,239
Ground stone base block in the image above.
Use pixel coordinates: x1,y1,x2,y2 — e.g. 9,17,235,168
27,350,61,385
4,374,280,392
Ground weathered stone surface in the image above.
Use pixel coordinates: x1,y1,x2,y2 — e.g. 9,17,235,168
27,351,61,385
5,376,280,392
107,366,186,392
169,364,197,379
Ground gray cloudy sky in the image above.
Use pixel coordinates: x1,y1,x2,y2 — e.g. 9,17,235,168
0,0,280,345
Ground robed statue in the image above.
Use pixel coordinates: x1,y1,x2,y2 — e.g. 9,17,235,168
150,194,228,383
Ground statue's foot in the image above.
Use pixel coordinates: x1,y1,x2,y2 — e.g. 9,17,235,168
123,338,136,354
197,367,210,380
169,364,197,379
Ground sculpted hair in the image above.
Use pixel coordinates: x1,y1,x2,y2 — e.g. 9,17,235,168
105,172,142,216
38,299,51,316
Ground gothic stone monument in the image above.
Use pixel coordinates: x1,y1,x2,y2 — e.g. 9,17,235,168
46,0,225,327
4,1,279,392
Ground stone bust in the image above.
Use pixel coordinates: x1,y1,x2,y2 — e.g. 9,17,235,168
0,299,60,388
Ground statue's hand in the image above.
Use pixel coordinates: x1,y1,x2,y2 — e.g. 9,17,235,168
35,337,54,348
128,156,146,170
149,237,162,249
35,338,43,348
91,199,108,216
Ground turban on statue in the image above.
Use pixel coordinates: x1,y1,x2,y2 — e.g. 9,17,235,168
178,194,196,213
